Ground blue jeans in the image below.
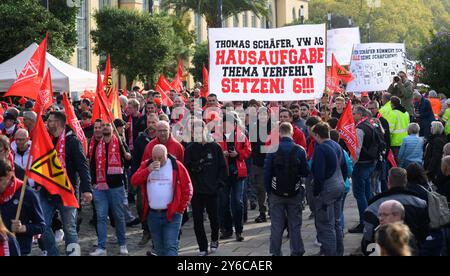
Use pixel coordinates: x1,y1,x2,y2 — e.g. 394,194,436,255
93,187,127,250
38,191,78,256
352,162,376,224
219,175,245,234
147,211,182,256
339,192,348,233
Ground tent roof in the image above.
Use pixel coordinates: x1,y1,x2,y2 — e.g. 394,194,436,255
0,43,97,94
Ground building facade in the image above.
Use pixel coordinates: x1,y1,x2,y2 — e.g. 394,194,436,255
71,0,309,87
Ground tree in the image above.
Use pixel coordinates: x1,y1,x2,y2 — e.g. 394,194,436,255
189,42,209,82
0,0,78,63
419,31,450,96
304,0,449,59
161,0,269,28
92,8,193,87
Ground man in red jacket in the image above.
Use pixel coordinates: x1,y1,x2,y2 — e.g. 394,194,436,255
141,121,184,162
216,112,252,242
131,144,193,256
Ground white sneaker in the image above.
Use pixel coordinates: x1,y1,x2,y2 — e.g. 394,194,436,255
41,250,48,256
54,229,64,244
90,248,107,256
119,245,129,256
314,239,322,247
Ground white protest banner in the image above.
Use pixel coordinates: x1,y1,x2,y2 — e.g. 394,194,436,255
346,43,407,93
208,24,326,101
327,27,360,66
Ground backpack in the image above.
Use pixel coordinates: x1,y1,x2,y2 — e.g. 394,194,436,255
271,145,303,197
420,185,450,229
361,120,386,161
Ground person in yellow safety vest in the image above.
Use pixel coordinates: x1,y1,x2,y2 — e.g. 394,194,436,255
387,96,410,158
441,99,450,137
379,93,393,118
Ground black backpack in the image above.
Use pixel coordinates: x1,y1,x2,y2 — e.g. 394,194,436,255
361,120,386,161
271,146,303,197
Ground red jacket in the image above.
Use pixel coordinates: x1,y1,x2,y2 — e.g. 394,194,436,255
266,124,307,149
216,128,252,178
142,135,184,162
131,156,193,222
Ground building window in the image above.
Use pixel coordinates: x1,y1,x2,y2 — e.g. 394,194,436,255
233,15,239,27
261,17,266,28
77,0,88,70
292,8,296,22
243,12,248,27
99,0,111,9
195,12,202,43
251,13,257,27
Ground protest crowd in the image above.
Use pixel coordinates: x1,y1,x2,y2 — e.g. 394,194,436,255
1,33,450,258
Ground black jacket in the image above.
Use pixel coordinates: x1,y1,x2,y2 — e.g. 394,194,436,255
377,115,391,152
362,187,429,255
184,142,228,195
424,134,446,181
52,128,92,197
251,120,272,167
131,129,154,174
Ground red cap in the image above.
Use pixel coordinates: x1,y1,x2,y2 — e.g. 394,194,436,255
361,92,369,97
154,98,162,106
19,97,27,105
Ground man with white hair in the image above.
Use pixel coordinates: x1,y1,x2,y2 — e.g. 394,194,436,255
413,91,435,139
428,90,442,120
131,144,193,256
377,200,405,225
11,129,32,182
22,111,37,133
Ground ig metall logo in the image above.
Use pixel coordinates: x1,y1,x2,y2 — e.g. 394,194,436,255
67,0,81,8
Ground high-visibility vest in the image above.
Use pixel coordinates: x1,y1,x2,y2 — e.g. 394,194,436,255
443,108,450,135
390,109,410,147
379,101,393,118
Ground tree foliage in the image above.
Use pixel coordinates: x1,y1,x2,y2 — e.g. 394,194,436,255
0,0,78,63
92,8,194,87
304,0,449,59
189,42,209,83
419,31,450,96
161,0,269,28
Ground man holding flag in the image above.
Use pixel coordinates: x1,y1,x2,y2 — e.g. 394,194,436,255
38,111,92,255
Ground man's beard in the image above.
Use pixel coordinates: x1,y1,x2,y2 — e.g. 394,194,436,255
293,115,300,121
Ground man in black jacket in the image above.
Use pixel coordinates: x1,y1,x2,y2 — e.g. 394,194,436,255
184,119,228,256
362,167,429,255
39,111,92,256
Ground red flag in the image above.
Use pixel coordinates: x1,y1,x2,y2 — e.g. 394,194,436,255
387,149,398,168
103,54,113,101
170,56,184,93
62,93,88,154
155,85,174,107
4,33,48,99
123,87,128,97
201,64,209,98
26,115,79,208
111,85,123,120
336,101,359,160
91,68,112,123
332,53,354,83
33,68,54,114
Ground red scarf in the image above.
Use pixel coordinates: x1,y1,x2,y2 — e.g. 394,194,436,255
307,137,316,160
95,135,123,190
356,116,371,127
0,177,23,205
7,152,14,172
0,237,9,256
56,130,66,168
128,113,141,151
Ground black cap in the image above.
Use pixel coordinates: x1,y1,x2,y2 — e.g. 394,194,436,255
113,118,126,128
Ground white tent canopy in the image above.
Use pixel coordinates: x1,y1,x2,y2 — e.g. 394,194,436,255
0,43,97,96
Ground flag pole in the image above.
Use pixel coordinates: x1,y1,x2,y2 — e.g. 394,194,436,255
14,144,34,232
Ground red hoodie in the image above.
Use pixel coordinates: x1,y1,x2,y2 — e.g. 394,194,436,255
131,156,193,221
142,135,184,162
215,128,252,178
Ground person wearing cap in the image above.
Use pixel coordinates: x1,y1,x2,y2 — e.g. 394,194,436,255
18,97,27,110
1,113,21,142
361,92,370,108
24,101,34,112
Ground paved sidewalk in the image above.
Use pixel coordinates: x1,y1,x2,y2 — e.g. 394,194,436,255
31,192,363,256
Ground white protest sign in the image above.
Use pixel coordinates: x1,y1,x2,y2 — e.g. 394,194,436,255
346,43,407,93
208,24,327,101
327,27,361,66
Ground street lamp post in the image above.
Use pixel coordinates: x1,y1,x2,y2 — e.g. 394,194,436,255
327,12,332,29
218,0,223,28
300,5,305,24
366,23,371,42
